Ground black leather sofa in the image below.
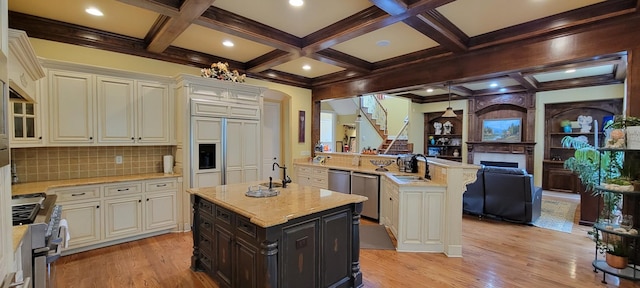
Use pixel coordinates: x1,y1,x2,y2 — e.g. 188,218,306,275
464,166,542,224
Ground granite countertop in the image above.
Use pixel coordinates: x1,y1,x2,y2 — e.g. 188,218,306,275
12,225,28,252
11,173,181,196
293,162,446,187
187,182,367,228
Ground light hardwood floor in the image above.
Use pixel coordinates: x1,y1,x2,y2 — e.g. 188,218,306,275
52,192,640,287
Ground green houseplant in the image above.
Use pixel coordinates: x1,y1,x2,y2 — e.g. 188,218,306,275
561,136,624,221
591,228,631,269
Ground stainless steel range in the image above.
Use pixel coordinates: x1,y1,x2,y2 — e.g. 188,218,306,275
11,193,64,288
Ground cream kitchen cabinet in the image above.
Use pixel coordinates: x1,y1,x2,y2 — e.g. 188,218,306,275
96,77,172,145
48,69,95,144
294,165,328,189
52,185,103,249
144,179,178,231
104,196,143,239
10,76,45,147
51,177,178,255
380,176,399,237
103,181,143,239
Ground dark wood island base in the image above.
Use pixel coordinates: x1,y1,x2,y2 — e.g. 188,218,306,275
190,193,364,288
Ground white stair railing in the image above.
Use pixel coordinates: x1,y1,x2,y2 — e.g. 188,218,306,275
383,116,409,154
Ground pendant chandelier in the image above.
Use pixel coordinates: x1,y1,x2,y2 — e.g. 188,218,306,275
441,82,457,118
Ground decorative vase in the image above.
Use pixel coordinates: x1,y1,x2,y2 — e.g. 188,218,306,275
563,125,572,133
606,252,628,269
430,139,435,145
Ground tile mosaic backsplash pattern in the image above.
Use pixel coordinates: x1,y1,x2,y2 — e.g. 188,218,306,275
11,146,174,183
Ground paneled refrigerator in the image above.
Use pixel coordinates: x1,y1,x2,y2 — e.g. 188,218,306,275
191,115,260,188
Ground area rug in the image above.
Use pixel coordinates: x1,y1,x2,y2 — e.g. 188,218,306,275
360,225,395,250
532,199,578,233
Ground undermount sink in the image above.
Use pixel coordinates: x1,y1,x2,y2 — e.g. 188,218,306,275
391,174,429,182
259,182,283,188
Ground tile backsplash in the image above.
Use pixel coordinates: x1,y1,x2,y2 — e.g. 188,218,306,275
11,146,174,183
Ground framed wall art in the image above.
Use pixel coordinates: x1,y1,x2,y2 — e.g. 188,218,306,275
481,118,522,142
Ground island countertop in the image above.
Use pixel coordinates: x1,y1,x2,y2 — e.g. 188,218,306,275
187,181,367,228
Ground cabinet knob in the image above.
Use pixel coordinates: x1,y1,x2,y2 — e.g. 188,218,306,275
138,199,141,203
96,205,100,209
131,137,135,140
138,137,142,140
146,198,149,201
89,137,93,140
38,136,42,140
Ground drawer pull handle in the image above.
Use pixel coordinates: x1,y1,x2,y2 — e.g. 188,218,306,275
156,184,167,187
71,192,86,196
117,188,130,192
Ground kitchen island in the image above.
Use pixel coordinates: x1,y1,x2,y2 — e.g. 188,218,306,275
187,182,367,288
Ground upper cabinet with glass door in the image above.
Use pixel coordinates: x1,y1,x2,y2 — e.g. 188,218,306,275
10,77,45,147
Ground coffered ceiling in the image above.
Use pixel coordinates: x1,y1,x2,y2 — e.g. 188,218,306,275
7,0,637,101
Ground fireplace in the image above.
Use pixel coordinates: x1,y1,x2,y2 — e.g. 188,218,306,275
480,160,518,168
466,141,536,173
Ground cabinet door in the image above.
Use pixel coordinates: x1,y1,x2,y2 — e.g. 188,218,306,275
10,101,41,145
379,178,392,227
226,119,260,184
322,211,351,287
48,70,95,144
104,196,143,239
214,225,233,287
144,191,177,231
96,76,135,144
391,186,399,237
61,201,102,248
235,238,258,288
282,220,318,288
137,81,171,144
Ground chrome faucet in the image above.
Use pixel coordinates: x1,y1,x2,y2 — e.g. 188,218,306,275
412,154,431,180
272,162,292,188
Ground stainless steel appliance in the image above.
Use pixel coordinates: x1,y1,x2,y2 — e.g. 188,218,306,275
11,193,64,288
0,79,9,167
328,169,351,194
351,172,380,220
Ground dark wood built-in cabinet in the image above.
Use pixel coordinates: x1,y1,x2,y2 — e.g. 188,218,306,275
191,194,363,288
542,99,623,194
424,111,463,162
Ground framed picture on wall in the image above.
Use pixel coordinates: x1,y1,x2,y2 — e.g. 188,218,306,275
481,118,522,142
298,111,305,143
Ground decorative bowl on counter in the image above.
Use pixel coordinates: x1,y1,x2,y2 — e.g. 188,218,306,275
370,159,393,171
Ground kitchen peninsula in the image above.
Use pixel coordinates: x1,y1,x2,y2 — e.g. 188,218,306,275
187,182,367,288
297,152,480,257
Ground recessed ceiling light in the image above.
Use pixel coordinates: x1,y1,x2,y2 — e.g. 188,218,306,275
499,88,507,92
489,83,498,88
302,65,311,70
85,7,103,16
289,0,304,7
565,69,576,73
426,88,434,93
222,40,234,47
376,40,390,47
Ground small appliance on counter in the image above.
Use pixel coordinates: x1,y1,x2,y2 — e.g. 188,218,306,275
396,154,416,173
313,156,326,165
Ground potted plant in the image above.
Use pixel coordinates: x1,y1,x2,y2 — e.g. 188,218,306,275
591,228,631,269
561,136,624,222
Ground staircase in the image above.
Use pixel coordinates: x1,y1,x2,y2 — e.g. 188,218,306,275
359,95,412,155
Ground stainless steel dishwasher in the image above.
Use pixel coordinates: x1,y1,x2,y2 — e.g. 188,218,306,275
328,169,351,194
351,172,380,220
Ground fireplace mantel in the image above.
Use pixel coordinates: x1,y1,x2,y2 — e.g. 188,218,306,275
466,141,536,173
